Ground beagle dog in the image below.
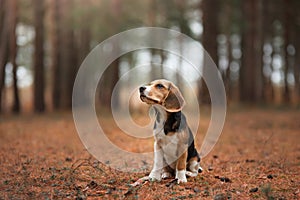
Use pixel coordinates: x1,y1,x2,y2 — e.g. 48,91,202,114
139,79,202,184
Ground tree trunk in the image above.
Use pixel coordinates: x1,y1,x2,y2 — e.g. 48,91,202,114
99,0,121,109
240,0,263,103
295,37,300,103
61,28,73,109
176,34,184,92
33,0,45,112
262,0,274,103
254,0,263,102
283,0,291,104
240,0,255,102
284,0,298,105
0,0,9,113
0,0,5,32
51,0,61,110
78,28,91,64
99,58,120,109
219,1,233,102
200,0,219,104
150,49,160,80
294,1,300,104
66,30,78,109
58,0,79,110
9,0,20,113
201,0,219,64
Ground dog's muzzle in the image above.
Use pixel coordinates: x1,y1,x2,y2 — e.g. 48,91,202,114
139,86,147,101
139,86,146,93
139,86,159,103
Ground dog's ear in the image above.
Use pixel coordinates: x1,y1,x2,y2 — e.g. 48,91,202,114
162,83,185,112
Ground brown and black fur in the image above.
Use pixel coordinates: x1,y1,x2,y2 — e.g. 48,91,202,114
139,79,202,183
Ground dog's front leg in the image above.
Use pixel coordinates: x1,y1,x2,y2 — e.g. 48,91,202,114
149,141,163,181
176,150,188,184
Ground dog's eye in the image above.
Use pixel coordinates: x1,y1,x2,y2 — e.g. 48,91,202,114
155,84,165,89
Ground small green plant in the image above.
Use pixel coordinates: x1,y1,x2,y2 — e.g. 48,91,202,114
261,184,275,200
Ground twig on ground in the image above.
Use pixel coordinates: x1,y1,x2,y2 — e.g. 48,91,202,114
129,176,149,187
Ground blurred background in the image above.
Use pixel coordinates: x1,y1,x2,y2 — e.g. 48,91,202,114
0,0,300,114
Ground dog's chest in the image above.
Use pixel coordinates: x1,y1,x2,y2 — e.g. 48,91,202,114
155,128,179,146
154,119,179,165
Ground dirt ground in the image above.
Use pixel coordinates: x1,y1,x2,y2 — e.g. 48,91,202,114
0,108,299,199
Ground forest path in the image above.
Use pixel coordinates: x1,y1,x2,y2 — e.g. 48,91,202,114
0,108,299,199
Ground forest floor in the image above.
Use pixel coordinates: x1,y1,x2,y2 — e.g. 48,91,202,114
0,107,299,200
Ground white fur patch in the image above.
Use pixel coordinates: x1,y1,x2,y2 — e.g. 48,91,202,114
149,142,163,181
176,170,187,183
186,160,200,177
149,170,162,181
144,86,161,102
189,160,199,172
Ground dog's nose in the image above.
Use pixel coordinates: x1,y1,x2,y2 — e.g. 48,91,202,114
139,86,146,93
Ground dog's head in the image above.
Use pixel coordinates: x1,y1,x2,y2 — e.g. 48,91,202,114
139,79,185,112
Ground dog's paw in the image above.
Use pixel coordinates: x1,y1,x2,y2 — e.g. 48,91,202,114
186,170,198,177
149,171,162,182
161,171,172,179
177,176,187,184
176,170,187,184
